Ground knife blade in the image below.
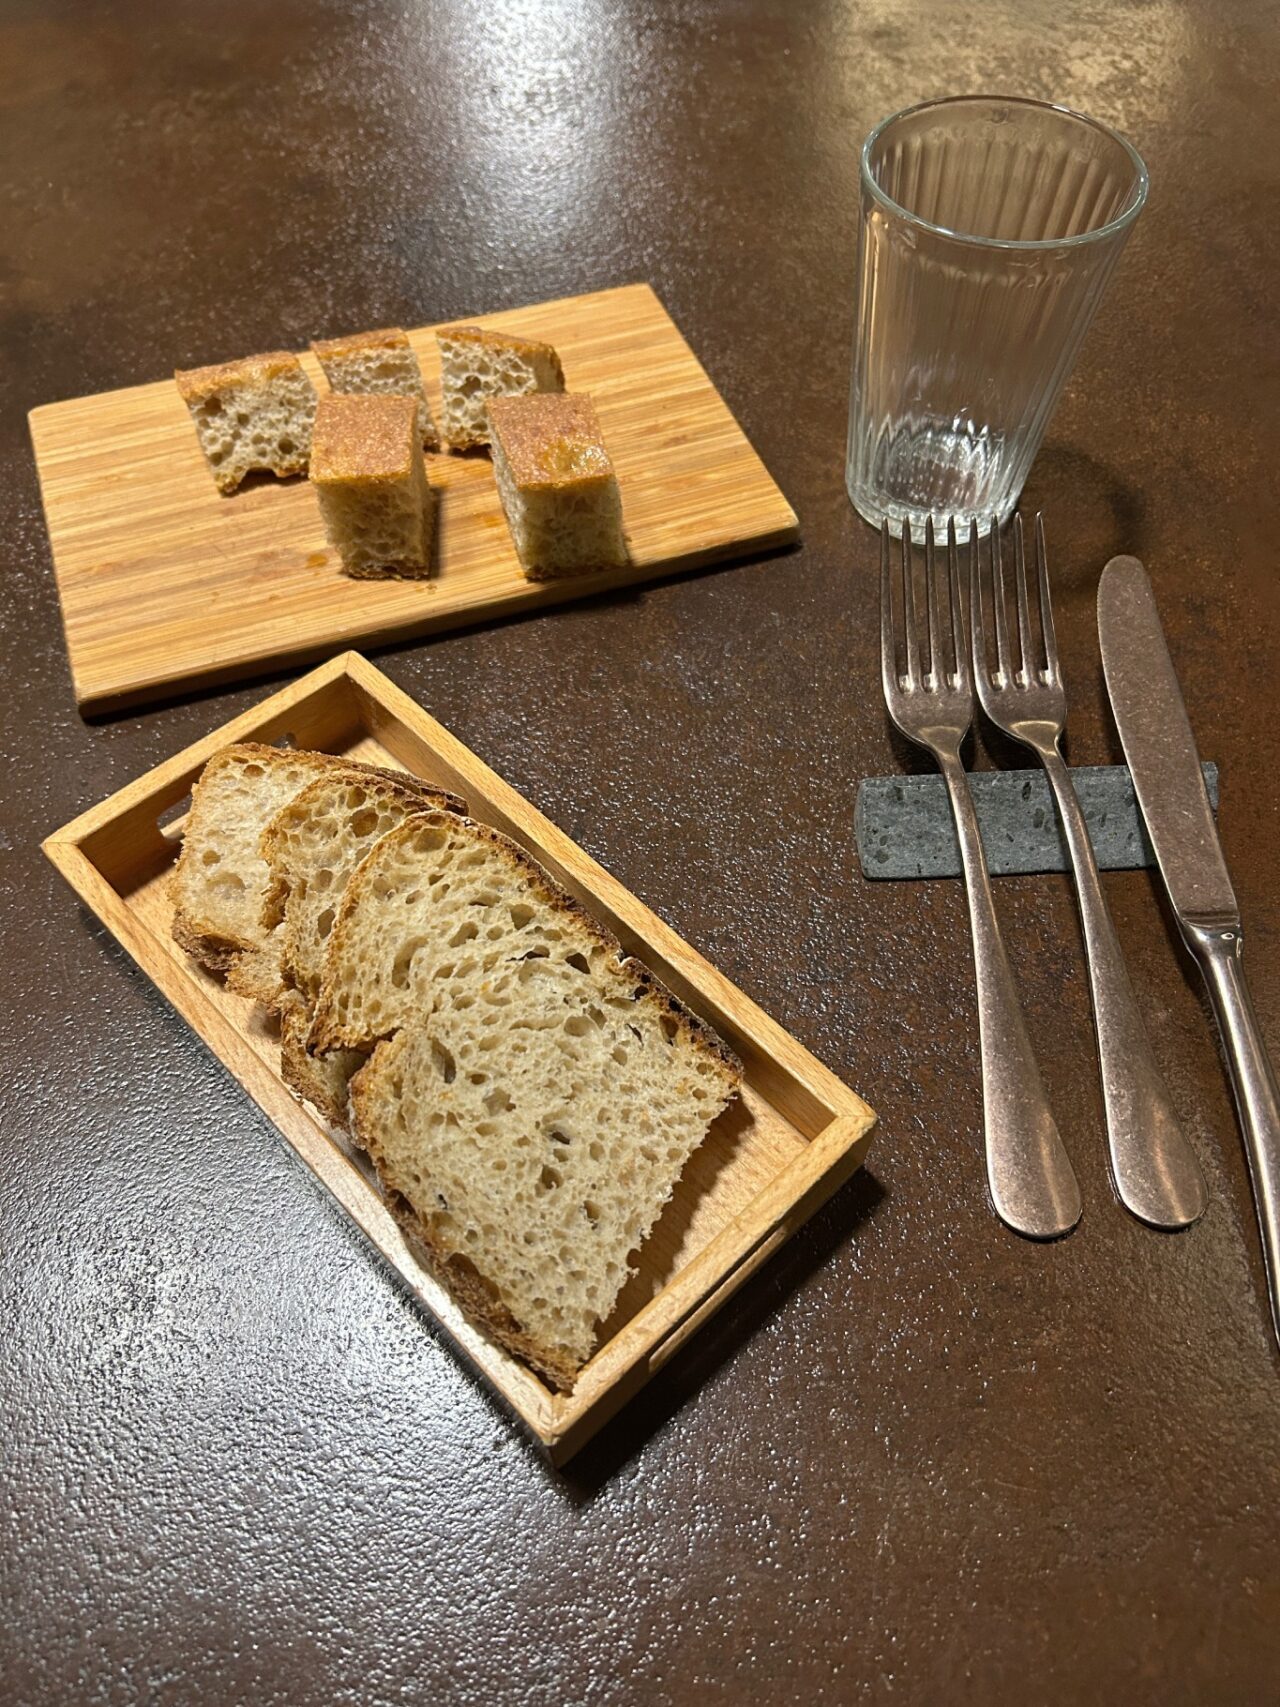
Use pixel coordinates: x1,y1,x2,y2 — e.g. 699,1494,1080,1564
1099,554,1280,1350
1097,556,1237,927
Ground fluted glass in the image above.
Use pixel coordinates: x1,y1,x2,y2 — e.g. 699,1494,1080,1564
846,97,1148,539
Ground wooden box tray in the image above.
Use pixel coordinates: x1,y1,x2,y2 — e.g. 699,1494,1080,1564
42,653,875,1463
29,283,798,715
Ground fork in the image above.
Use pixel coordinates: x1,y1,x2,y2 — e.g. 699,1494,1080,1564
971,515,1208,1229
881,518,1081,1239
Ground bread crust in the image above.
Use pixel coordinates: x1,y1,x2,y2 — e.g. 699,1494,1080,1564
174,350,305,402
310,394,418,484
224,939,288,1013
436,324,564,375
311,327,409,360
279,996,364,1129
487,393,614,492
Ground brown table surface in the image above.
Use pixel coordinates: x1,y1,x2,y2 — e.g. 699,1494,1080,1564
3,3,1278,1702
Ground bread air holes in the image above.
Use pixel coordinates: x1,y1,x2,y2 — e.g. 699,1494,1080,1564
582,1201,601,1229
537,1166,562,1194
448,920,479,948
509,903,534,930
565,952,591,974
429,1041,456,1084
350,808,379,837
483,1089,514,1116
391,937,429,987
200,848,221,866
563,1015,591,1038
316,907,335,940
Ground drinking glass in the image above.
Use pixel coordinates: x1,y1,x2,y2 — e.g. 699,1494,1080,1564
845,96,1148,539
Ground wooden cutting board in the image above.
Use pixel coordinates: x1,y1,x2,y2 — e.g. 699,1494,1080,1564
29,283,798,714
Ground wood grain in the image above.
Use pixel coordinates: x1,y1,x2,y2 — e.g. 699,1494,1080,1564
42,655,874,1462
29,284,799,714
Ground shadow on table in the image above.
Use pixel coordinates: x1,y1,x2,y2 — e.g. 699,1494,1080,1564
549,1164,887,1501
1022,439,1148,565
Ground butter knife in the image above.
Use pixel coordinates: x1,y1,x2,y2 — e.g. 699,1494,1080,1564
1099,555,1280,1346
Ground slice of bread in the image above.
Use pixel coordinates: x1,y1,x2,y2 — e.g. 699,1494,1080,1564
260,769,462,1006
436,325,564,451
311,328,440,452
171,743,457,1004
171,744,353,978
310,394,435,579
175,351,318,494
488,393,627,580
311,813,742,1389
279,993,366,1130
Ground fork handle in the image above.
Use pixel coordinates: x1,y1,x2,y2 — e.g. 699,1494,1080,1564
1184,921,1280,1348
1039,744,1208,1229
938,751,1082,1239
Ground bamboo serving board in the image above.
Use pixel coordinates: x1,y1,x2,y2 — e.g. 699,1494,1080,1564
29,283,798,715
43,654,875,1464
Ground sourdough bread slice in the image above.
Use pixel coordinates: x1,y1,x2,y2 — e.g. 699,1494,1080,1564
312,813,742,1389
171,745,354,978
171,744,457,1008
175,351,318,494
261,770,462,1006
311,328,439,451
436,325,564,450
488,393,627,580
310,394,436,580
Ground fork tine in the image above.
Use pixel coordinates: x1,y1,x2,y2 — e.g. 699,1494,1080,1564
901,524,921,689
946,518,967,687
923,515,938,683
1012,513,1035,681
880,520,897,693
990,518,1013,686
955,520,971,688
1035,512,1060,685
965,517,985,686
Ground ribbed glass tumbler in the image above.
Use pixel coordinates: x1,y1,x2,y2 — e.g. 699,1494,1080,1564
845,97,1148,539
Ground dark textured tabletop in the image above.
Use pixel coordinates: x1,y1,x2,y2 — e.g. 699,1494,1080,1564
3,4,1278,1702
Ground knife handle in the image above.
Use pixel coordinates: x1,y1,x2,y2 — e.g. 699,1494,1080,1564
1186,920,1280,1347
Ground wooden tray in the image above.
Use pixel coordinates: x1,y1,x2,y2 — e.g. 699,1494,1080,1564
29,283,798,715
42,653,875,1464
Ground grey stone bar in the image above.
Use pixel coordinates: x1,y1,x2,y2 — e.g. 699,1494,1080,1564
855,762,1219,880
